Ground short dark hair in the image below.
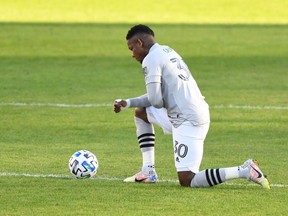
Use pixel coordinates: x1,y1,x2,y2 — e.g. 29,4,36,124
126,24,154,40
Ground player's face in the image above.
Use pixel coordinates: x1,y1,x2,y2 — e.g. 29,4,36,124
127,37,147,63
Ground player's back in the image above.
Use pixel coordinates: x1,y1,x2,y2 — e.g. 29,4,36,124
143,43,210,127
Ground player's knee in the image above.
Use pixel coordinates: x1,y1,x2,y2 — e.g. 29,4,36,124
179,181,190,187
134,107,149,123
177,171,195,187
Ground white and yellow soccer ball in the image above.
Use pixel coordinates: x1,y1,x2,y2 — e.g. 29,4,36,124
68,150,98,179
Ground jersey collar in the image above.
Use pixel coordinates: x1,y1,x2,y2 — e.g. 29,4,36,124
149,43,160,53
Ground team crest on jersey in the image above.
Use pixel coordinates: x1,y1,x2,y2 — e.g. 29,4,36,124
142,66,148,76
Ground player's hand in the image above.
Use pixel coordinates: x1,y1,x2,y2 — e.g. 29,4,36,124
114,99,128,113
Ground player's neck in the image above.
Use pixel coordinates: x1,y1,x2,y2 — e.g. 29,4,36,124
146,42,156,51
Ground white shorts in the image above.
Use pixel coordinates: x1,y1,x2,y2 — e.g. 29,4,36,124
146,106,210,173
146,107,172,134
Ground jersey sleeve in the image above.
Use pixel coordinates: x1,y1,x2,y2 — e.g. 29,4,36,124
143,54,162,84
142,50,163,108
146,82,163,108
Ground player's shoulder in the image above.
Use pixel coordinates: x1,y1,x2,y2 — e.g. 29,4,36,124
152,44,180,60
144,44,171,64
150,43,172,54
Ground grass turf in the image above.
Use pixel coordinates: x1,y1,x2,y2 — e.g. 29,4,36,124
0,1,287,215
0,22,287,216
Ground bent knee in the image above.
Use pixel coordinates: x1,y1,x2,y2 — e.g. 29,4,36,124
178,171,195,187
134,107,149,123
179,180,191,187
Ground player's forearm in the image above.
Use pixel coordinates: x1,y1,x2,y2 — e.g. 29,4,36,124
128,94,151,107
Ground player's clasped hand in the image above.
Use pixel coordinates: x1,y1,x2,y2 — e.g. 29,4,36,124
114,99,127,113
113,100,122,113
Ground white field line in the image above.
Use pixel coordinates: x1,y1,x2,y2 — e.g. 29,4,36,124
0,102,111,108
0,172,286,188
0,102,287,110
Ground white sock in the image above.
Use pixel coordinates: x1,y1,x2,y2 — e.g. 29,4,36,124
134,117,155,167
224,167,240,179
191,166,243,188
142,149,154,166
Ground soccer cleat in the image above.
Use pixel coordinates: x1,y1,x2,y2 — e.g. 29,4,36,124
241,159,271,189
124,166,158,183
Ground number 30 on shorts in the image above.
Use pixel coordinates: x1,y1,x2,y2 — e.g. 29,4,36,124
174,140,188,158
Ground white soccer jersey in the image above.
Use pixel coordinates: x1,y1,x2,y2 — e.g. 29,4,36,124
142,43,210,127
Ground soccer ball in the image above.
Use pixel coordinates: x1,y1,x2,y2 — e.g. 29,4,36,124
68,150,98,179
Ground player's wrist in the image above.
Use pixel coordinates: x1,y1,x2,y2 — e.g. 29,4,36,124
121,99,130,110
114,99,130,111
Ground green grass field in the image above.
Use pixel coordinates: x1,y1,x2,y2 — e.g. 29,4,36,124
0,1,287,215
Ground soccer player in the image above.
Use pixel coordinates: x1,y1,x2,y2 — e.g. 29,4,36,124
114,24,270,189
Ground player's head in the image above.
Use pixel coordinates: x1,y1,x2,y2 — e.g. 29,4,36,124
126,24,156,63
126,24,154,40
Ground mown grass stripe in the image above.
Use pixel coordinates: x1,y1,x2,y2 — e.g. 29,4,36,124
0,102,287,110
0,172,286,188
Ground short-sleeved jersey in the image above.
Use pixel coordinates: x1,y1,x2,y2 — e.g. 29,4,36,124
142,43,210,127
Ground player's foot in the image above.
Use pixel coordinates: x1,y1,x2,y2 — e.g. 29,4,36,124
241,159,270,189
124,165,158,183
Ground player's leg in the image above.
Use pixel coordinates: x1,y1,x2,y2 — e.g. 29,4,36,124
124,107,172,183
124,107,157,183
134,107,155,168
173,121,207,186
173,122,270,189
191,159,270,189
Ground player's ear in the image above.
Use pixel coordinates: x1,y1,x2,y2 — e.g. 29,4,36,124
137,38,144,47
